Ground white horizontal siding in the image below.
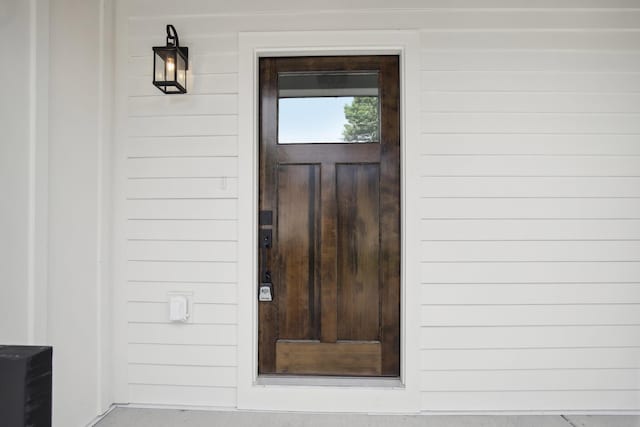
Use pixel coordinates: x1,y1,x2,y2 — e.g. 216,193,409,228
129,343,236,366
127,157,237,178
419,241,640,262
421,305,640,326
421,347,640,370
128,115,237,137
421,326,640,349
421,390,640,412
423,92,640,114
121,0,640,412
128,282,236,304
422,283,640,305
420,369,640,391
422,71,640,93
122,9,241,406
127,136,237,158
128,301,237,324
421,51,640,72
129,364,236,387
128,323,236,345
420,27,640,404
127,240,237,262
127,261,236,283
128,199,237,220
421,134,640,155
128,33,238,57
420,156,640,176
128,94,238,117
128,74,237,96
128,384,235,407
420,177,640,197
419,31,640,51
420,219,640,240
127,11,640,36
127,178,238,199
422,112,640,133
421,262,640,283
127,219,237,241
126,1,640,17
420,198,640,219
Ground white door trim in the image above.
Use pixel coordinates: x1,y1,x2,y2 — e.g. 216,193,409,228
237,30,422,413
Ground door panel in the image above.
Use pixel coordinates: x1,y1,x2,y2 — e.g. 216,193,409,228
276,164,320,340
336,163,380,341
276,341,381,376
259,56,400,377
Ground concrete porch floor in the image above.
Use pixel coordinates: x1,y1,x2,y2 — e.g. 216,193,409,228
95,407,639,427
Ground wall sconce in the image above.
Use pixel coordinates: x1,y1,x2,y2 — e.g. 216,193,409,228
153,25,189,94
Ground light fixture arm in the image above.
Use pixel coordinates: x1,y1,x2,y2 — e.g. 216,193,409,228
166,24,180,47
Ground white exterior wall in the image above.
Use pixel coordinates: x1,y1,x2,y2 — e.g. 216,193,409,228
48,0,115,424
0,0,35,345
1,1,115,425
114,0,640,413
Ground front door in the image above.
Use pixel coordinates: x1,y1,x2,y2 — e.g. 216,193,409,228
258,56,400,377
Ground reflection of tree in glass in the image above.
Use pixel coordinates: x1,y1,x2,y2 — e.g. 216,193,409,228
342,97,379,142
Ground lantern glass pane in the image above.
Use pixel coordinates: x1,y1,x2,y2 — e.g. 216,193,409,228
165,52,177,83
154,52,166,82
177,53,187,89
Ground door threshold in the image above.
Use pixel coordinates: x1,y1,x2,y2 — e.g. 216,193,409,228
256,375,403,388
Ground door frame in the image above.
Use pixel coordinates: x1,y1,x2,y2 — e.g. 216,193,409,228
238,30,421,413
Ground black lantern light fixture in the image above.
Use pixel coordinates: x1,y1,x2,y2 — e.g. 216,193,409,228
153,25,189,94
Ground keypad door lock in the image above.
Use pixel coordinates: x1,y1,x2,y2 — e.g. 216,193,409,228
259,271,273,302
259,282,273,302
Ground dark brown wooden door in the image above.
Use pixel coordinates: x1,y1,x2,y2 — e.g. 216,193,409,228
258,56,400,377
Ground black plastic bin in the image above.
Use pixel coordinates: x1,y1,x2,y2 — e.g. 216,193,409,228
0,346,52,427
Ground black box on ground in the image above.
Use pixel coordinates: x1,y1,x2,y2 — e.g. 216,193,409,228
0,346,52,427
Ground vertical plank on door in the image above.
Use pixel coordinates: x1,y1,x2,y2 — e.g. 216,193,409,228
320,163,338,343
258,58,278,373
336,164,381,341
277,164,319,339
379,58,401,376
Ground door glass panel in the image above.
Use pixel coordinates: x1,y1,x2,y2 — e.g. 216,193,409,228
278,72,380,144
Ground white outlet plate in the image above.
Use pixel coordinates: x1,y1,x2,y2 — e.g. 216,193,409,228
167,291,194,323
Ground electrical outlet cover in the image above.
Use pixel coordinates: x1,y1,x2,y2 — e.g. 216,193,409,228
167,292,193,323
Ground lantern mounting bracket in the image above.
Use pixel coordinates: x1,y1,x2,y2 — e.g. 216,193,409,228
165,24,189,70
